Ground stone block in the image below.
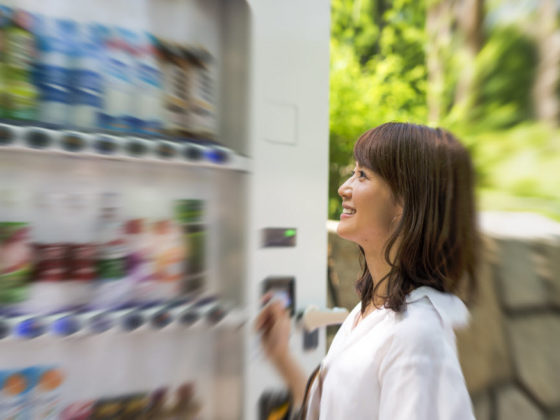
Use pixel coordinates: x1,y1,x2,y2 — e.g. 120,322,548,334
457,237,512,394
328,229,361,310
508,315,560,409
497,385,544,420
494,238,548,310
533,236,560,307
472,392,491,420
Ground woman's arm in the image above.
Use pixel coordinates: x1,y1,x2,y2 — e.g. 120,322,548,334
273,352,308,407
255,299,307,406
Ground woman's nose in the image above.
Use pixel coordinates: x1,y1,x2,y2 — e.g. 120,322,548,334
338,179,351,199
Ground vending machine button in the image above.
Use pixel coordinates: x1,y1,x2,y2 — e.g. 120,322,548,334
15,317,46,339
61,132,86,152
125,138,148,157
52,315,81,336
206,305,227,324
151,308,173,329
156,141,177,159
183,145,203,161
25,129,52,149
179,308,200,326
206,147,229,164
0,124,15,145
94,135,118,155
89,312,113,334
0,318,9,339
122,310,144,331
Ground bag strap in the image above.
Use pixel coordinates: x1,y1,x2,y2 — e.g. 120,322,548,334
295,364,321,420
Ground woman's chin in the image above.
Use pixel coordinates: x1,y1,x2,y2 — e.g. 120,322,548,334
336,224,363,247
336,223,352,240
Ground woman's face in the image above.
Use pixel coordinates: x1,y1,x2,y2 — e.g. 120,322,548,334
336,163,402,251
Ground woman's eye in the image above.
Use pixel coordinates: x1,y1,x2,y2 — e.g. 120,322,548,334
350,170,366,180
355,170,367,179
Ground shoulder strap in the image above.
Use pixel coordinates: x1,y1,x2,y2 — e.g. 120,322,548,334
294,364,321,420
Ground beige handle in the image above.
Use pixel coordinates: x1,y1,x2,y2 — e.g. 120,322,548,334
300,306,349,331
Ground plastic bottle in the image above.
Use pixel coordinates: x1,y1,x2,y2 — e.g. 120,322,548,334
159,40,188,136
124,218,156,304
0,169,32,306
0,222,32,304
92,192,130,308
119,28,143,132
0,367,36,418
71,23,105,129
24,188,73,315
183,47,216,140
100,27,135,132
175,199,206,293
152,219,185,300
0,6,12,119
34,16,76,125
30,366,65,419
134,32,164,135
95,192,127,282
3,8,38,121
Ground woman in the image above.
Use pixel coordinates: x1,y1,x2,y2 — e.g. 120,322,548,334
255,122,478,419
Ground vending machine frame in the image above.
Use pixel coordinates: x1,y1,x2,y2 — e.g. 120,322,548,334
0,0,331,418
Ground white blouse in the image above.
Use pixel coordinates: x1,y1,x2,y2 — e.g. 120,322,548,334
305,286,475,420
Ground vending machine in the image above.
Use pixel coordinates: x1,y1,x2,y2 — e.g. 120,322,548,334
0,0,330,418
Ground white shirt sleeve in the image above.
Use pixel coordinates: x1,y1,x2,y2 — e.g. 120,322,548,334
377,320,474,420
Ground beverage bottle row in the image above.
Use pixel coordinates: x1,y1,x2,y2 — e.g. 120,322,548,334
0,192,207,314
0,364,202,420
0,6,216,140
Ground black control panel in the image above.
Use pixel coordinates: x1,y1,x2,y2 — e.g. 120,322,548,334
261,228,297,247
262,276,295,316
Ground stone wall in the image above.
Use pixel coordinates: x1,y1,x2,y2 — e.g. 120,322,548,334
326,213,560,420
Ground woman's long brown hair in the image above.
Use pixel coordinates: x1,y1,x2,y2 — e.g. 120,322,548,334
353,122,478,313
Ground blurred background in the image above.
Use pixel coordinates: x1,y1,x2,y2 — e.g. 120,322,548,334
327,2,560,420
328,0,560,221
0,0,559,419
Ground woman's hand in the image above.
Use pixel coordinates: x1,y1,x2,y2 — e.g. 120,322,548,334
254,294,291,365
254,294,307,406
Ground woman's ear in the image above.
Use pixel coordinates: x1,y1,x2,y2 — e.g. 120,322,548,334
391,200,403,225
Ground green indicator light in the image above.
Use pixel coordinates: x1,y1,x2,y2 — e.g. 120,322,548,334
284,229,296,237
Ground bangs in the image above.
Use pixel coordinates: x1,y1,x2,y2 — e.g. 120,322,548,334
351,122,414,203
352,125,392,176
353,129,377,171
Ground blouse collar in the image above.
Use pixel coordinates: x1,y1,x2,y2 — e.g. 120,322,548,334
405,286,470,329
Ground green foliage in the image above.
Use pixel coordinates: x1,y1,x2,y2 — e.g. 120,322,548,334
470,26,537,128
463,123,560,195
329,0,560,222
329,0,427,218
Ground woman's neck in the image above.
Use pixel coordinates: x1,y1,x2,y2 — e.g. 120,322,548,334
364,247,394,308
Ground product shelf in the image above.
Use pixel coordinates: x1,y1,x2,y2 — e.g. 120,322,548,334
0,122,252,173
0,294,246,340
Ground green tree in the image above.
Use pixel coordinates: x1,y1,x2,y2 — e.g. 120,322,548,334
329,0,560,221
329,0,427,218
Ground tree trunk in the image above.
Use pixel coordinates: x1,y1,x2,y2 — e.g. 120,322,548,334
426,0,454,123
532,0,560,126
453,0,484,109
